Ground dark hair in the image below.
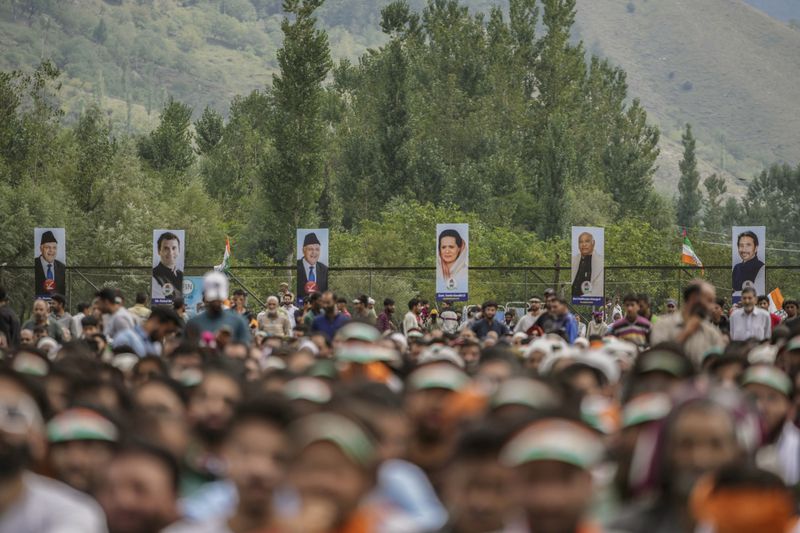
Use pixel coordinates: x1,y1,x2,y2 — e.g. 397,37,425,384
307,292,321,304
96,287,117,303
336,297,348,304
449,422,510,464
482,300,499,310
51,294,66,306
741,287,758,297
357,294,369,306
132,356,168,379
232,289,246,297
0,286,7,302
228,394,295,437
757,295,770,305
408,298,420,310
383,298,395,307
438,229,464,249
172,296,185,310
135,292,148,305
114,440,181,494
637,293,651,305
553,295,568,305
737,230,759,248
623,294,639,304
81,316,99,328
715,297,726,307
149,306,182,327
157,232,181,251
479,346,522,373
783,299,799,309
682,282,704,303
76,302,90,314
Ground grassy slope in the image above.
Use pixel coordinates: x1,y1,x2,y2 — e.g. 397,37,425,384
574,0,800,194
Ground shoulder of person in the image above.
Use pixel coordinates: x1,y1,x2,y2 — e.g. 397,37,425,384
24,473,106,525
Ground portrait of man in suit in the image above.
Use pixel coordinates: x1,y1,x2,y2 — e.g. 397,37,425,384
152,230,184,303
571,228,604,304
34,229,66,298
296,230,329,300
732,228,766,301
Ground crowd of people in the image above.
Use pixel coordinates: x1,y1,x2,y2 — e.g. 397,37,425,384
1,272,800,532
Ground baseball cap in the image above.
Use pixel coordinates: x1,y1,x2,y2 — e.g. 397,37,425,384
47,407,118,444
203,271,229,302
622,393,672,429
336,322,380,343
293,413,377,467
408,363,469,392
741,365,792,397
285,377,332,404
491,378,559,411
501,418,604,469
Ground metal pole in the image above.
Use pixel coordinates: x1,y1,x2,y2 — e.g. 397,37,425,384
369,269,373,297
227,270,266,309
72,268,99,292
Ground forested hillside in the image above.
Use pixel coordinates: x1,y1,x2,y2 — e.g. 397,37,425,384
2,0,799,193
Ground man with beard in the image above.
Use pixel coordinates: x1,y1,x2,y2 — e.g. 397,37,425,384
186,272,250,345
97,442,180,533
21,297,63,343
470,301,509,340
165,395,293,533
732,230,765,301
310,290,349,339
0,369,106,532
112,306,182,357
183,361,244,496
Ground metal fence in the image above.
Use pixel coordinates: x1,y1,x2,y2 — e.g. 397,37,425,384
2,264,800,321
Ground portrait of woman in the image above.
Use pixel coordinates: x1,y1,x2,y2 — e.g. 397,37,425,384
437,227,469,294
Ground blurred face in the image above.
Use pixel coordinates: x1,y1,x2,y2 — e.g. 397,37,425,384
460,345,481,372
443,457,513,533
514,461,592,533
97,453,178,533
738,236,757,262
267,299,278,311
440,236,460,264
20,329,34,345
406,388,452,441
624,300,639,319
49,440,115,494
711,302,723,320
483,306,497,321
188,373,242,444
224,421,290,513
303,244,321,265
0,377,41,479
700,284,717,314
233,294,246,309
758,299,770,311
741,291,756,311
744,383,791,438
320,293,336,314
477,361,514,387
578,233,594,257
666,405,739,499
529,300,541,313
40,242,57,263
158,239,180,269
33,300,49,322
785,303,798,318
283,294,293,306
290,442,372,528
666,302,677,313
386,304,395,314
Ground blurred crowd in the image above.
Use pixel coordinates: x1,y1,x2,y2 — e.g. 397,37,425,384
1,274,800,533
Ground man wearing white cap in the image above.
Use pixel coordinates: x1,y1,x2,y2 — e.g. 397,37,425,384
186,272,250,344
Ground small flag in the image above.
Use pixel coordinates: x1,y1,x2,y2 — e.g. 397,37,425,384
681,232,704,271
214,237,231,274
768,288,784,314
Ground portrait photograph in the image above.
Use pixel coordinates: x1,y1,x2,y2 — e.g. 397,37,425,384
152,229,185,305
34,227,66,298
436,223,469,302
571,226,605,306
296,228,329,301
732,225,766,302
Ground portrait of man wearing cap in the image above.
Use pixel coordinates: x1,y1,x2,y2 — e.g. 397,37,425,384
34,228,66,297
296,230,329,299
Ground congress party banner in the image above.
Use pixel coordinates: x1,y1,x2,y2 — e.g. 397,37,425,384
34,228,66,299
296,229,329,301
571,227,605,306
182,276,205,318
732,226,766,303
152,230,185,305
436,223,469,302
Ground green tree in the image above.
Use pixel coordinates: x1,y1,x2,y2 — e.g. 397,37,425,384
260,0,332,259
92,17,107,44
702,173,727,233
137,97,195,174
677,123,702,228
194,106,224,155
72,105,116,212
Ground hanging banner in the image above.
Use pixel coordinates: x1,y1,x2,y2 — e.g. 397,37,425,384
571,227,605,306
152,230,185,305
34,228,66,299
182,276,205,318
436,223,469,302
732,226,766,303
296,229,329,302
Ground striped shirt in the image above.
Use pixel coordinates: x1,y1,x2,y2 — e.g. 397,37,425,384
607,315,652,347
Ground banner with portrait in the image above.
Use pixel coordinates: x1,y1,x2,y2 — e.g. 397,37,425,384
34,228,66,299
570,227,605,306
152,230,185,305
436,223,469,302
732,226,766,303
182,276,204,318
296,228,329,302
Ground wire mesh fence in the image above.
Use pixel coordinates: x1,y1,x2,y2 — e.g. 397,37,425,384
2,264,799,321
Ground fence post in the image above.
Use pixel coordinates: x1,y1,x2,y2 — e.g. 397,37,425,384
368,269,373,297
524,269,528,300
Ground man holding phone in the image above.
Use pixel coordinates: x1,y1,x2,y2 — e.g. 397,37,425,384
650,280,726,365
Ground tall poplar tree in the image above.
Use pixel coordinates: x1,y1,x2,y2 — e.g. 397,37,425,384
677,123,702,227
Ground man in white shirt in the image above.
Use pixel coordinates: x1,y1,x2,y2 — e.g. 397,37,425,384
0,369,107,533
514,297,544,334
730,287,772,341
96,287,136,342
404,298,422,337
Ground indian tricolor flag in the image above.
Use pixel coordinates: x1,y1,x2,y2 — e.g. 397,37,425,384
768,288,784,314
681,234,704,271
214,237,231,274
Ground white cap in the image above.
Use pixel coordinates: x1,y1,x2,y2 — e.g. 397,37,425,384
748,344,778,365
203,271,229,302
367,297,375,305
418,345,465,369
